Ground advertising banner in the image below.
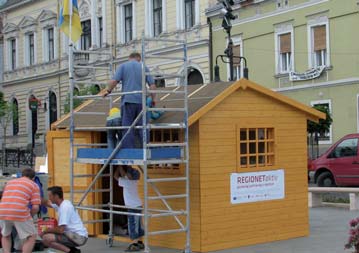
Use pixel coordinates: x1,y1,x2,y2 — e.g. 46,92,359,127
230,169,285,204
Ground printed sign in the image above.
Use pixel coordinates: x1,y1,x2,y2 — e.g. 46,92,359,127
230,169,285,204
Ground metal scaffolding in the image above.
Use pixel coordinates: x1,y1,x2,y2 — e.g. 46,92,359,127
67,34,191,253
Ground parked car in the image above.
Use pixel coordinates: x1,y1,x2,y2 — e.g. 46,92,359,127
308,133,359,187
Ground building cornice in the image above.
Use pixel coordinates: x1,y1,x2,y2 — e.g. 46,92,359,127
208,0,329,30
273,78,359,92
2,69,67,87
0,0,34,12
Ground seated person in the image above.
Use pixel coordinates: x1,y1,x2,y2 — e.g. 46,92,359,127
40,186,88,253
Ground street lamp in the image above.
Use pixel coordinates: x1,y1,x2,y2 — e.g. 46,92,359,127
214,54,249,82
215,0,249,81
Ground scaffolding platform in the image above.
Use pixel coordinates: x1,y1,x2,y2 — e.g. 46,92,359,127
76,147,183,165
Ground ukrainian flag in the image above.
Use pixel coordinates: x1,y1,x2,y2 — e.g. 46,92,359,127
58,0,82,42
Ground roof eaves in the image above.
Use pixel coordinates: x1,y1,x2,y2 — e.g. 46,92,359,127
0,0,33,12
188,81,240,126
205,0,267,18
238,79,326,120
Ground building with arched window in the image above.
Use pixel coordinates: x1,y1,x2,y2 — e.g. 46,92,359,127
11,97,18,135
0,0,219,153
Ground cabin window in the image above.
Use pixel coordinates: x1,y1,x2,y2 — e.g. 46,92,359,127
148,129,181,173
238,128,275,168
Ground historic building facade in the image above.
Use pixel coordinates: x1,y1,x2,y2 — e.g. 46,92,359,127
0,0,215,153
207,0,359,149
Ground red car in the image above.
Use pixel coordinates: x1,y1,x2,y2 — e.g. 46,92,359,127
308,133,359,187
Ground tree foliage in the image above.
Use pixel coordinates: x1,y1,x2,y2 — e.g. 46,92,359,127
64,85,102,113
0,91,19,173
307,104,333,135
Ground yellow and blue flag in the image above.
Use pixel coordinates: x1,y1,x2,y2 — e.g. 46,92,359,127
58,0,82,42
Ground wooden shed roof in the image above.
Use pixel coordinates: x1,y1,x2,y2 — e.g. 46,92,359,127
52,79,325,130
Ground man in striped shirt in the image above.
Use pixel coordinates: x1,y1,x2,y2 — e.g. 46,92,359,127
0,168,41,253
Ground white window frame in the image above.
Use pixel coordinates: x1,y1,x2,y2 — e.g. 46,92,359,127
42,26,58,62
307,17,330,69
90,0,98,48
310,99,332,145
226,35,243,81
101,0,107,46
62,33,69,56
117,1,136,44
176,0,200,30
276,0,289,9
7,37,18,70
145,0,166,37
274,28,294,74
24,32,37,66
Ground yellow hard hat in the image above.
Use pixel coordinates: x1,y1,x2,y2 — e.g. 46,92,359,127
109,107,120,116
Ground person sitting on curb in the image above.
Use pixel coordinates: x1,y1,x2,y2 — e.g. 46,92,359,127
40,186,88,253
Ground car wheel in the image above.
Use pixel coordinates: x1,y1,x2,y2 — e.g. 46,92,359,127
317,171,336,187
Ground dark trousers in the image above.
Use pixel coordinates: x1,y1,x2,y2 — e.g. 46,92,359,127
106,117,122,149
121,103,147,148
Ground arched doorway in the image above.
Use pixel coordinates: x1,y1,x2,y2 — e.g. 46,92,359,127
28,94,38,148
187,68,204,85
12,98,19,135
92,85,100,95
49,91,57,125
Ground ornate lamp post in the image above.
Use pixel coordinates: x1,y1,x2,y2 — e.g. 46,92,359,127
214,0,249,81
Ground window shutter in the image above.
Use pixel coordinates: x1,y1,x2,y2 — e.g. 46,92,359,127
279,33,291,53
233,44,241,67
314,25,326,51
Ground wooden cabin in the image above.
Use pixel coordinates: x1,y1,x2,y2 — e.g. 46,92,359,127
47,79,325,252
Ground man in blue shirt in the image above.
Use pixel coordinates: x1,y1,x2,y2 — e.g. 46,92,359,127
104,52,156,148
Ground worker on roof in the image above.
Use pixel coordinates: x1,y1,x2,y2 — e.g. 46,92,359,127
103,52,156,148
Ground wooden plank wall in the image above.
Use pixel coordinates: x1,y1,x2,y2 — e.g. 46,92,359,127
136,123,201,252
198,89,309,252
46,131,102,235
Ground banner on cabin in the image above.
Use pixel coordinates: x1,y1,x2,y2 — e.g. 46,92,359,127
230,169,285,204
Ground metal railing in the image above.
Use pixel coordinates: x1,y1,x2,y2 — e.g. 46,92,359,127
0,148,35,168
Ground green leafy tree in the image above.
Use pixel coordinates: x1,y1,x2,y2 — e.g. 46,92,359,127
64,85,102,113
307,104,333,158
0,91,19,173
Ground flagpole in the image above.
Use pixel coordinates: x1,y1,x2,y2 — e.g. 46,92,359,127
69,0,75,204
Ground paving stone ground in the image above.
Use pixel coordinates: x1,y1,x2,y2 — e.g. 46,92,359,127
35,207,357,253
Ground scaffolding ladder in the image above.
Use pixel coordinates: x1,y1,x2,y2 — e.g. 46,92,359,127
67,34,191,253
68,44,117,243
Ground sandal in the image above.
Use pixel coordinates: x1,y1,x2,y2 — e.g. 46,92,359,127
125,243,141,252
138,241,145,249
